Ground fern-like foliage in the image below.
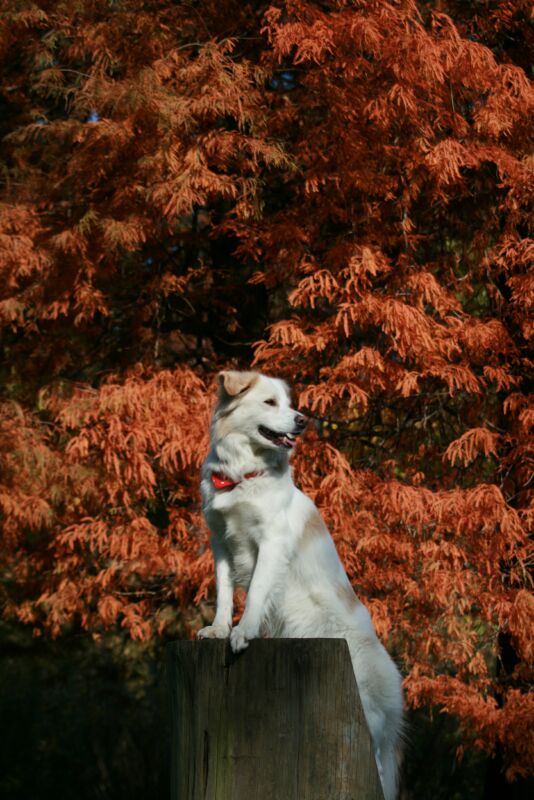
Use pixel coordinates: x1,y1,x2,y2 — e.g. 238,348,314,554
0,0,532,783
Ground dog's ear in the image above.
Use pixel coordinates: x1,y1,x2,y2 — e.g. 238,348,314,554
218,370,258,397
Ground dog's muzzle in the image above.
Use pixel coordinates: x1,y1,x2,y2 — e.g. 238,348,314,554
258,413,308,449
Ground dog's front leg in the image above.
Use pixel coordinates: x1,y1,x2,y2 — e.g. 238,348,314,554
197,535,233,640
230,538,285,653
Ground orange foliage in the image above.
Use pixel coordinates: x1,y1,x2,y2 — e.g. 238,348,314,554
0,0,532,783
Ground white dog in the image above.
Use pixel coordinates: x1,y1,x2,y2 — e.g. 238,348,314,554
198,370,403,800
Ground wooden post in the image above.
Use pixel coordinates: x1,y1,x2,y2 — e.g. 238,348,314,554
167,638,384,800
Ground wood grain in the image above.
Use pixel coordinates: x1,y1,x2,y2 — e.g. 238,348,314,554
167,638,384,800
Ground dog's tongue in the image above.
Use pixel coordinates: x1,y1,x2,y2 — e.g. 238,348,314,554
278,434,296,449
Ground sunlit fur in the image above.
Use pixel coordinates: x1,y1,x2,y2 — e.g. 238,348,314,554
199,371,404,800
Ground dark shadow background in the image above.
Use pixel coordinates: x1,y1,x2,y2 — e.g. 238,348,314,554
0,627,168,800
5,623,530,800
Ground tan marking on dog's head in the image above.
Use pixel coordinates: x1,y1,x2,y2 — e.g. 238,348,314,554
212,371,260,441
213,410,235,441
301,508,328,547
336,581,361,610
218,370,259,398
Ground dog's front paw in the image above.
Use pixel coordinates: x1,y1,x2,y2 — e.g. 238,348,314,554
230,623,257,653
197,623,231,640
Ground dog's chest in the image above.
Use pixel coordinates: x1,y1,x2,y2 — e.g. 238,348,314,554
215,494,279,587
215,502,260,587
203,469,295,588
209,479,284,540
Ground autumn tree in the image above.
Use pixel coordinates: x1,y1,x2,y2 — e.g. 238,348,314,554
1,1,532,795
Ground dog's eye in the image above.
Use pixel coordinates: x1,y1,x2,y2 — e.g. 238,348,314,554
264,398,277,406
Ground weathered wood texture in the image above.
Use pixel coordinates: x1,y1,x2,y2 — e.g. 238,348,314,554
167,638,384,800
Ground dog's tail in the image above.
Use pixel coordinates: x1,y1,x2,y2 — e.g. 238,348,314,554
378,739,399,800
378,712,406,800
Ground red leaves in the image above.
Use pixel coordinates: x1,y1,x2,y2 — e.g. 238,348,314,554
0,0,532,782
424,139,480,187
444,427,499,466
1,368,211,641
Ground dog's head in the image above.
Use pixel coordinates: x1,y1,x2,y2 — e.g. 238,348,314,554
213,370,307,451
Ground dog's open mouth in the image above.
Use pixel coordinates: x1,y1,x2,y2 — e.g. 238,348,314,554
258,425,297,449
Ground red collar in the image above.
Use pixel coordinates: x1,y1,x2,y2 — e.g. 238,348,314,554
211,471,260,491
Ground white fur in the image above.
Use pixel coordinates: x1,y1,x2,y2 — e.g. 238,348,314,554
199,371,404,800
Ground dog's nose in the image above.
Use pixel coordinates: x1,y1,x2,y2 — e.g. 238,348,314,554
294,413,308,430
